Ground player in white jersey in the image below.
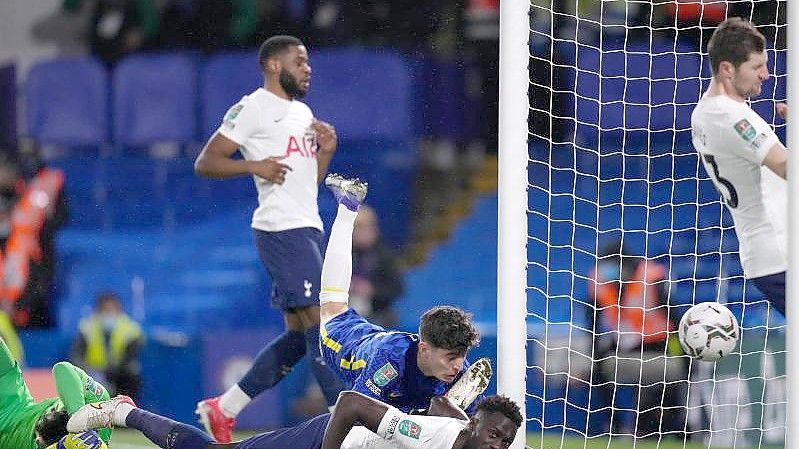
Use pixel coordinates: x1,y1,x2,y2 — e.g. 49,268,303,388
193,35,345,442
690,17,788,315
66,391,522,449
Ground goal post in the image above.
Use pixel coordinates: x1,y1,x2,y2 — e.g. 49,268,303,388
786,0,799,447
501,1,790,448
497,1,530,449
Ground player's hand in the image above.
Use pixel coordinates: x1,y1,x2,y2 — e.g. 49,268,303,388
250,156,292,184
776,103,788,121
311,119,337,155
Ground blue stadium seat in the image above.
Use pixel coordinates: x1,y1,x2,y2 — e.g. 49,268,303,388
558,41,707,143
304,48,413,140
26,57,108,146
200,51,261,139
113,53,198,147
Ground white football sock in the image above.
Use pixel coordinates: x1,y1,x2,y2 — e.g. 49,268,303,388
320,205,357,305
219,384,252,418
114,402,135,427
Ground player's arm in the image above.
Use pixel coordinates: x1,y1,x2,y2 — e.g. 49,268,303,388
194,133,255,179
762,142,787,179
322,391,392,449
311,119,337,184
195,100,292,182
52,361,88,414
195,132,292,182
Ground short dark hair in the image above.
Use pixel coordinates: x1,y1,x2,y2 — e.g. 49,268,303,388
708,17,766,75
95,291,120,308
258,35,304,69
476,395,523,429
35,410,68,447
419,306,480,355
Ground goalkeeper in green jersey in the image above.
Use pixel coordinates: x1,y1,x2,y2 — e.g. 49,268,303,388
0,337,116,449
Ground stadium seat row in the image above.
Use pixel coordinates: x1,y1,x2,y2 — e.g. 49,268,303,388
556,41,786,145
26,48,414,147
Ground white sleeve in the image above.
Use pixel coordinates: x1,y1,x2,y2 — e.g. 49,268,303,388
724,107,780,165
217,99,262,145
390,415,468,449
342,415,468,449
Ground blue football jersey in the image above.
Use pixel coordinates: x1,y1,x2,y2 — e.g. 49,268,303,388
321,309,483,413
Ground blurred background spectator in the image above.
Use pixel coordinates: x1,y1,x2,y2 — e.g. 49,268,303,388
349,205,404,328
0,150,67,329
462,0,498,157
71,291,143,399
587,239,687,439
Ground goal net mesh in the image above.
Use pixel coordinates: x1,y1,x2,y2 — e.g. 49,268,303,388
526,1,786,447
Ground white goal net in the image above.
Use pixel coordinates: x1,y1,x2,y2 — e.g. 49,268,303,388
515,1,788,448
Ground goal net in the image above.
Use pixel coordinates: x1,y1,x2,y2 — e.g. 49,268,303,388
516,1,787,448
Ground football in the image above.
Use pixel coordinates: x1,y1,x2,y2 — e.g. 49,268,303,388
678,302,739,362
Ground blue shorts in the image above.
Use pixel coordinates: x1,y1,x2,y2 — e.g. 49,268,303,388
236,413,330,449
750,271,785,316
320,309,385,384
255,227,324,311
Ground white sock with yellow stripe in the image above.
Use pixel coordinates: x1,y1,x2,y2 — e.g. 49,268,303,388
320,204,357,305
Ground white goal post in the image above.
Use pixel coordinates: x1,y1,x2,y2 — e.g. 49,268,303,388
497,1,530,449
500,2,793,449
786,0,799,447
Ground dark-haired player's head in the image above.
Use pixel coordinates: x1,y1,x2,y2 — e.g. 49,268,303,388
258,35,310,99
708,17,768,98
417,306,480,382
463,395,522,449
34,410,68,448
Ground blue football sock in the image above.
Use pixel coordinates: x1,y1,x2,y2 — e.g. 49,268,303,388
305,325,346,406
126,408,213,449
238,330,306,398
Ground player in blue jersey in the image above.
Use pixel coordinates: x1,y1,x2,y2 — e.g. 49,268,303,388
67,391,522,449
318,174,491,414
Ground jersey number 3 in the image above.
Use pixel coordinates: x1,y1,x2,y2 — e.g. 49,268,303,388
703,154,739,208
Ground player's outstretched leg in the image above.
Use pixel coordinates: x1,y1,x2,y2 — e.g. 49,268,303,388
325,173,367,213
319,174,368,323
446,357,493,410
196,326,309,441
69,396,214,449
67,395,136,430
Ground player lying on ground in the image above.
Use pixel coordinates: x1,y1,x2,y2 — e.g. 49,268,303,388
319,174,491,413
67,391,522,449
0,337,125,449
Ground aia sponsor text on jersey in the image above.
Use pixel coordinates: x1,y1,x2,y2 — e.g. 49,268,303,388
285,134,317,158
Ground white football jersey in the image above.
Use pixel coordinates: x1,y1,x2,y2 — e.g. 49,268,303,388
341,416,468,449
217,88,323,232
691,94,785,278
